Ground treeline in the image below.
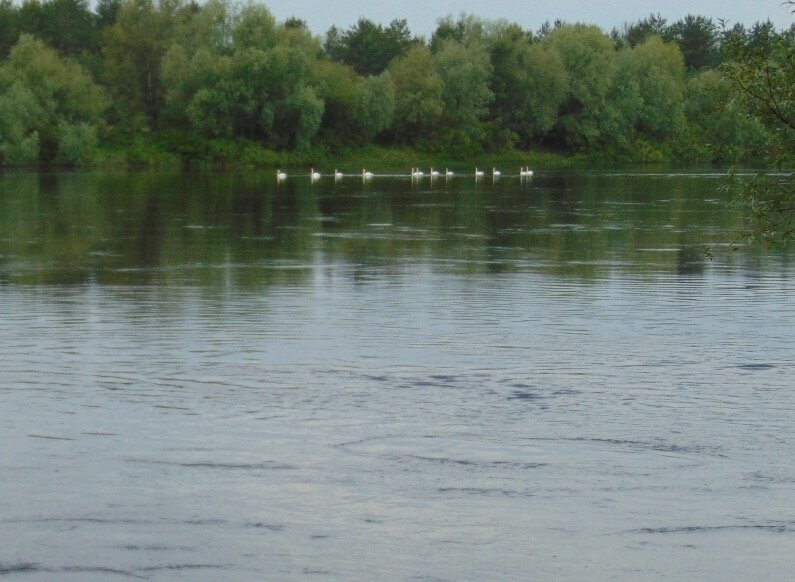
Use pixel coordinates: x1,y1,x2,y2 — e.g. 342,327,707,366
0,0,792,166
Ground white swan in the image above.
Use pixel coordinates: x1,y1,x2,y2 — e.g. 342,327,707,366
475,167,484,177
362,169,373,179
334,169,343,180
310,168,321,180
492,167,501,178
520,166,534,177
445,168,454,176
276,169,287,180
430,167,440,177
411,167,424,177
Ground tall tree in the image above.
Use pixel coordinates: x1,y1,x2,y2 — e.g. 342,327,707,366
324,18,416,75
666,14,721,71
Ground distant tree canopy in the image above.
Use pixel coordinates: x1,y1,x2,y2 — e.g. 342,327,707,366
324,18,418,75
0,0,792,168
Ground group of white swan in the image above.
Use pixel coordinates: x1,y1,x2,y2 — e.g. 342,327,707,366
277,167,534,181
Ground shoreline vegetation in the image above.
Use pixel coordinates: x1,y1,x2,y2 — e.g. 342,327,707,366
0,0,791,172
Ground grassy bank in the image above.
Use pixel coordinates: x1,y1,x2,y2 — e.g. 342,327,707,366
93,135,580,173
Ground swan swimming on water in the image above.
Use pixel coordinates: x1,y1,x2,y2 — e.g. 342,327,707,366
334,169,343,180
310,168,321,180
362,169,373,179
492,167,501,178
445,168,454,177
430,168,440,177
276,170,287,180
475,167,484,177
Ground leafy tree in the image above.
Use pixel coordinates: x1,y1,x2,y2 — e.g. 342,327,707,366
681,70,767,162
433,39,493,151
543,24,619,152
627,36,686,140
313,59,359,146
0,34,107,164
430,14,487,52
39,0,99,56
96,0,122,27
353,72,395,142
722,10,794,245
488,23,567,147
611,14,668,49
231,2,276,51
101,0,176,131
388,45,444,144
0,0,21,57
324,18,416,75
666,14,721,71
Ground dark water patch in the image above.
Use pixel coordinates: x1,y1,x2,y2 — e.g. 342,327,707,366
1,564,145,578
437,486,527,497
246,522,285,532
180,518,227,526
735,363,777,371
27,434,75,441
59,566,145,578
4,517,156,526
125,459,295,471
631,523,794,534
118,545,195,552
303,568,333,575
138,564,228,573
407,455,544,470
524,436,725,458
0,563,38,575
508,390,543,401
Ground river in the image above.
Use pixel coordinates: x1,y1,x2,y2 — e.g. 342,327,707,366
0,170,793,580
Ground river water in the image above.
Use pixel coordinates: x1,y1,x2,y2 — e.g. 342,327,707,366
0,170,793,580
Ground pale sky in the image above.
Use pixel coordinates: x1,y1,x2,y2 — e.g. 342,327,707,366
263,0,793,37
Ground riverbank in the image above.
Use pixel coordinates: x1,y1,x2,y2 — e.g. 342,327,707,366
93,136,580,172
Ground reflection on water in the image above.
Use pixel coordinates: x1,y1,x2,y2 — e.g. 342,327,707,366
0,171,793,580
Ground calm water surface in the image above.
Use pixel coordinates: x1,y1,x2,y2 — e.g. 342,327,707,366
0,170,793,580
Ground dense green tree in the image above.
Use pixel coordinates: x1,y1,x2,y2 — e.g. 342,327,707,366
430,14,487,52
543,24,619,151
433,39,493,151
681,70,767,162
231,2,276,51
0,0,20,57
628,36,686,140
667,14,721,71
0,35,107,164
488,23,567,146
313,59,359,145
611,13,667,49
353,72,395,142
324,18,416,75
96,0,122,27
101,0,176,131
388,45,444,144
38,0,98,56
